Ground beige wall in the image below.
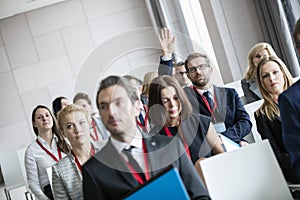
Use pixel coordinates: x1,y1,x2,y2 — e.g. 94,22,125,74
0,0,265,152
0,0,155,152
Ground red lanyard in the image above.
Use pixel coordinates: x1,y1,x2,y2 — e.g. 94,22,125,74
163,127,191,160
36,139,62,162
90,120,99,141
123,140,150,184
136,105,148,130
193,86,218,122
72,144,95,171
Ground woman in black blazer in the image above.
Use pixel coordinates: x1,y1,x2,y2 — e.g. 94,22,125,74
254,55,300,183
148,76,225,164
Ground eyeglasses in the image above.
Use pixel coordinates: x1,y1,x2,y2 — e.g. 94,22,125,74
187,64,209,73
176,71,188,76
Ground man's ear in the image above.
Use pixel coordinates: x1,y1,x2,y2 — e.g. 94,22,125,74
133,100,141,117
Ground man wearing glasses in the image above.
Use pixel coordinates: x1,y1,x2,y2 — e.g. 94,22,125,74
158,28,252,147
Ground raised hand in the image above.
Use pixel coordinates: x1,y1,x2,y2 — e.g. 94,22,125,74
158,27,176,58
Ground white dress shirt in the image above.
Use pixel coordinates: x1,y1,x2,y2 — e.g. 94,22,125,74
25,135,67,200
110,131,145,171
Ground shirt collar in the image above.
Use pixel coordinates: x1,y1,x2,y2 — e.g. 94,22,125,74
197,85,214,96
37,134,58,148
110,130,143,154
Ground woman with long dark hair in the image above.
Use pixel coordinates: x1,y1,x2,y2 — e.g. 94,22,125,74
25,105,71,200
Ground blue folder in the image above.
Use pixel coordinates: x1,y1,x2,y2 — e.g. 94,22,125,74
123,165,190,200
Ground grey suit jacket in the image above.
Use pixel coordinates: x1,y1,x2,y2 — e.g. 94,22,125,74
82,135,210,200
241,78,262,104
52,142,105,200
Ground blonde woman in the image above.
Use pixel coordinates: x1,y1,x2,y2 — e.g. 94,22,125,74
141,71,158,105
52,104,105,199
241,42,278,104
254,55,300,183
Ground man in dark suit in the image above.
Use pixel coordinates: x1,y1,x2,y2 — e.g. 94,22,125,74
278,18,300,178
82,75,210,199
158,28,252,146
279,78,300,177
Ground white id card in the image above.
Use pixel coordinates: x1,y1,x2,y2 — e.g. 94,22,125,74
213,122,226,133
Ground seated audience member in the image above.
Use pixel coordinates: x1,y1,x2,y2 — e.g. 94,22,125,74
73,92,110,141
183,52,252,146
158,28,192,87
279,18,300,179
124,75,150,133
157,28,252,146
174,61,193,87
25,105,71,200
255,55,300,183
241,42,278,104
82,75,210,200
52,96,68,118
52,104,105,199
148,76,224,164
293,18,300,55
140,71,158,105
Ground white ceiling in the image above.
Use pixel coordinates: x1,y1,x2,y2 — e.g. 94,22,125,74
0,0,67,20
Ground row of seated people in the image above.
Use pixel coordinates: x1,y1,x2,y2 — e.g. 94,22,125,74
25,92,111,199
23,24,300,199
158,28,300,186
25,74,217,200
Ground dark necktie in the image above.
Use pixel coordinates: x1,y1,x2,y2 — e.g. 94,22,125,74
203,91,213,109
138,112,145,126
122,146,146,180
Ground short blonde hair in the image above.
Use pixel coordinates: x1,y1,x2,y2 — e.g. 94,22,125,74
57,104,89,131
141,71,158,95
245,42,278,80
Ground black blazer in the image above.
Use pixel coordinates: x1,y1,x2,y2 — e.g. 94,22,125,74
279,80,300,179
255,111,300,183
82,135,210,200
184,85,252,143
149,113,212,164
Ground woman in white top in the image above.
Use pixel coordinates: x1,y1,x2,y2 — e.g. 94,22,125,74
25,105,71,200
52,104,105,199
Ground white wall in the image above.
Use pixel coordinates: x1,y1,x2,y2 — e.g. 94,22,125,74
0,0,155,152
0,0,265,153
200,0,264,83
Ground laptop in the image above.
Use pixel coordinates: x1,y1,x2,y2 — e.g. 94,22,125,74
219,134,240,152
123,165,190,200
200,140,293,200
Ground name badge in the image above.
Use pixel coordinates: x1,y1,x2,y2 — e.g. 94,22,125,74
213,122,226,133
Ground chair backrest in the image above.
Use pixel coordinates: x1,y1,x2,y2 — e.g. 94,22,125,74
244,99,263,142
200,140,293,200
16,147,30,191
0,144,26,190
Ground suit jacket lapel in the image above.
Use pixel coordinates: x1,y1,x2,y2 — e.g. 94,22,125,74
249,81,262,98
94,140,139,188
142,136,164,178
213,85,226,122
